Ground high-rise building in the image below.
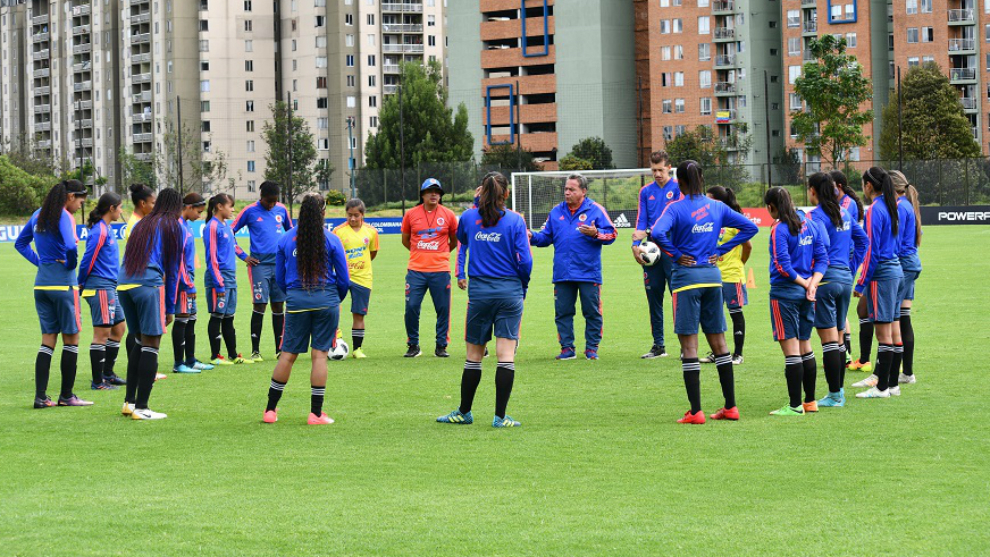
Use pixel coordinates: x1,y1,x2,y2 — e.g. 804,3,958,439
0,1,29,146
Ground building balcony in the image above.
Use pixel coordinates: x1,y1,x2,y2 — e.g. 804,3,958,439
714,27,735,40
803,21,818,33
37,139,52,149
382,2,423,13
382,23,423,33
78,138,94,148
712,0,735,12
135,152,153,162
32,50,50,60
804,49,816,61
485,103,557,126
73,80,93,92
132,52,152,64
32,14,49,26
481,45,556,69
948,8,975,23
72,24,91,35
802,0,816,5
73,61,93,72
960,97,978,110
73,43,92,54
33,68,50,78
714,55,737,67
36,122,52,132
32,32,50,43
79,119,94,128
35,86,51,96
133,133,153,143
383,64,401,74
79,100,93,110
133,73,152,84
716,109,738,121
131,12,151,24
132,91,152,103
133,112,153,123
131,33,151,44
383,43,425,53
34,104,52,114
714,82,737,95
383,84,399,95
71,4,91,16
949,38,976,52
488,131,557,153
950,67,977,81
481,15,556,42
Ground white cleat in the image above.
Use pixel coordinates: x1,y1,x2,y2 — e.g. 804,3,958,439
898,373,916,385
856,387,890,399
888,386,901,397
852,374,878,389
131,408,168,420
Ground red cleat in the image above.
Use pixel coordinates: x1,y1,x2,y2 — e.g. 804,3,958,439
677,410,706,424
711,406,740,420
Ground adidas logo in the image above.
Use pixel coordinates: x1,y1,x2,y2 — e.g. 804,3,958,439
613,213,631,228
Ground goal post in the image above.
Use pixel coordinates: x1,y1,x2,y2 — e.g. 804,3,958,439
511,168,653,230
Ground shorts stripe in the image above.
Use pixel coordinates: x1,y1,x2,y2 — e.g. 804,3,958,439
771,299,784,340
73,289,81,331
158,285,166,331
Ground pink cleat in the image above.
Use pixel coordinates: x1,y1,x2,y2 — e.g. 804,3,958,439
307,412,334,425
263,409,278,424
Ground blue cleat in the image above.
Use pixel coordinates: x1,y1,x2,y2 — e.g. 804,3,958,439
190,360,215,371
91,381,119,391
173,364,201,374
818,391,845,407
556,347,577,360
437,409,473,424
585,348,599,360
493,415,521,428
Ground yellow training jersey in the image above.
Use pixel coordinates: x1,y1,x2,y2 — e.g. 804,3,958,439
333,223,379,289
717,227,746,283
123,213,142,240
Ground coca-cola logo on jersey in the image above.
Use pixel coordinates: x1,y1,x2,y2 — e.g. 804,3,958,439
474,231,502,242
691,222,714,234
416,240,441,251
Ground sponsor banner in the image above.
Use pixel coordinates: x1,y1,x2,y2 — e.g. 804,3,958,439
611,212,634,229
920,205,990,225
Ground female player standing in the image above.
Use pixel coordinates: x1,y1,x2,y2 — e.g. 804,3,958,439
78,192,128,391
703,186,752,365
123,183,156,239
15,180,91,408
203,194,251,365
332,199,379,359
889,171,922,385
764,186,829,416
117,188,186,420
832,170,873,372
852,168,905,399
263,193,349,425
805,174,868,408
172,193,213,373
651,161,758,424
438,172,532,428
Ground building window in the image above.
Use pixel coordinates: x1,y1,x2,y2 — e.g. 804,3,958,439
663,100,672,114
245,60,254,71
700,97,711,115
846,33,857,48
246,101,255,112
370,116,378,127
675,99,685,113
662,46,671,60
921,0,932,12
245,40,253,52
699,70,711,88
907,57,920,67
347,75,355,87
787,10,800,27
790,93,802,110
698,16,710,34
201,60,210,72
247,180,256,192
788,37,800,56
368,55,376,66
200,80,210,92
317,77,328,89
346,55,355,67
675,125,686,136
246,121,255,132
202,121,211,132
907,28,918,43
317,97,328,109
200,20,209,31
672,18,682,33
369,75,376,87
345,13,353,25
201,101,210,112
788,65,801,84
346,34,354,47
244,1,252,10
698,43,710,61
906,0,917,15
199,40,209,52
244,20,252,32
369,96,377,108
674,72,684,86
316,16,326,27
245,80,254,91
674,45,684,60
662,72,672,87
247,161,256,172
663,126,674,141
247,140,255,152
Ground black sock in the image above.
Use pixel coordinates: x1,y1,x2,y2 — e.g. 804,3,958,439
125,333,136,360
124,339,142,403
272,312,285,353
843,332,852,361
251,310,264,353
89,343,106,384
875,344,893,391
60,345,79,399
311,385,326,416
171,318,187,367
352,328,365,350
208,315,222,359
785,355,803,408
135,345,159,409
494,362,515,419
459,360,482,414
900,309,915,376
222,316,238,359
184,317,197,365
729,310,745,357
859,319,874,363
891,344,904,387
839,344,847,387
104,339,120,377
713,353,735,409
801,352,817,403
682,357,702,414
822,342,844,393
35,345,54,399
267,379,286,412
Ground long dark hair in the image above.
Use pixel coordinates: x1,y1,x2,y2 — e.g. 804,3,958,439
706,185,741,213
87,192,122,227
864,166,899,236
478,171,509,227
675,160,704,196
37,182,68,233
808,172,843,228
295,193,328,290
889,170,923,247
206,193,233,221
764,186,803,235
123,188,183,277
829,169,863,221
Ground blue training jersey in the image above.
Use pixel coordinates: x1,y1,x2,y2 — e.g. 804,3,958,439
203,216,246,292
119,221,185,314
768,219,829,297
856,196,904,294
529,197,617,284
840,194,861,223
178,218,197,294
896,197,921,273
456,208,533,299
633,178,681,246
231,201,293,264
651,195,758,292
78,220,120,288
15,209,79,287
275,227,350,304
806,205,868,279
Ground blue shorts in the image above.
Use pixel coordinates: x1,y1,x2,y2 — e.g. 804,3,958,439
898,270,920,303
281,306,340,354
248,263,286,304
119,285,166,337
177,290,198,315
866,278,901,323
672,286,726,335
465,297,524,345
84,288,125,327
349,284,372,316
814,281,852,330
722,282,748,310
207,287,237,315
769,296,814,341
35,288,81,335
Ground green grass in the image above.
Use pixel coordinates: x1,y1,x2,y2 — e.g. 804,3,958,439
1,227,989,556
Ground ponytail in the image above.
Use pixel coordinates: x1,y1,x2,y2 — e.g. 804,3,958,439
478,171,509,227
706,185,742,214
675,160,705,196
890,170,923,247
864,166,898,236
206,193,233,221
129,183,153,207
295,193,328,290
764,186,803,235
829,169,863,221
37,182,68,233
808,172,843,228
87,192,123,227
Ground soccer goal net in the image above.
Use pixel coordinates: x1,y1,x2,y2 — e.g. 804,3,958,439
511,168,653,230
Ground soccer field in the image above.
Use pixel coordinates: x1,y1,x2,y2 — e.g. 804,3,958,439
1,226,988,556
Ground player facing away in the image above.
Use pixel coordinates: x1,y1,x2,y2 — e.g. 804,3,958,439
231,181,293,362
805,173,868,409
332,198,379,359
401,178,459,358
832,170,873,373
203,194,251,365
263,193,350,425
530,173,617,360
631,150,682,358
172,193,215,373
439,172,533,428
702,186,752,365
15,180,91,408
851,167,906,399
79,192,128,391
889,171,923,386
651,161,758,424
118,188,186,420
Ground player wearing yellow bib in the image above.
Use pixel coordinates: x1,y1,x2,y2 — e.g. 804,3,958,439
704,186,751,365
332,199,379,359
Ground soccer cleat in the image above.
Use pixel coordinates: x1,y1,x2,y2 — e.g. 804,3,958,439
230,355,252,365
250,351,264,363
802,401,819,413
711,407,740,421
677,410,706,424
404,345,422,358
211,356,235,366
855,387,890,399
131,408,167,420
769,405,805,416
307,412,334,425
435,345,449,358
172,364,200,374
121,402,135,416
437,409,473,424
155,373,167,381
556,347,577,360
732,354,744,365
33,396,55,409
899,373,916,385
848,359,873,372
888,386,902,397
700,351,717,364
585,348,599,360
191,360,215,371
351,347,367,359
818,392,845,407
263,409,278,424
492,415,521,428
641,345,667,359
91,381,119,391
57,395,94,407
103,373,127,385
852,375,878,389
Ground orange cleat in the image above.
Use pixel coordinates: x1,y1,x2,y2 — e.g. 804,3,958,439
802,400,819,413
677,410,706,424
307,412,335,425
263,409,278,424
711,407,740,420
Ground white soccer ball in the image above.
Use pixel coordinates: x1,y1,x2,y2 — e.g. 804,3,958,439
330,339,349,361
639,240,662,266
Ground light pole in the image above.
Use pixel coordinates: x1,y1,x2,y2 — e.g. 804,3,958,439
346,116,356,199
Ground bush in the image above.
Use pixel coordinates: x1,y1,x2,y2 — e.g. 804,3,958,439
326,189,347,206
559,155,594,171
0,155,55,215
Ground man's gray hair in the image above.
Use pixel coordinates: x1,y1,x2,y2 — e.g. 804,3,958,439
567,173,589,191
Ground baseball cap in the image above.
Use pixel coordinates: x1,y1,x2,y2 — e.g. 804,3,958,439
420,178,444,195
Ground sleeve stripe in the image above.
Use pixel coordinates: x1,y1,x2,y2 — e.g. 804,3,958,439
771,225,789,278
86,224,107,275
209,220,223,288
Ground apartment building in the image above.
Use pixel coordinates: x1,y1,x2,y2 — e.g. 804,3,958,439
0,1,28,146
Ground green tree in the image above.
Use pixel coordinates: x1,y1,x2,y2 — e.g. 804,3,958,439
2,133,58,178
665,125,726,168
567,136,614,170
364,60,474,169
118,150,158,192
480,143,540,172
792,34,873,168
157,117,228,194
773,147,803,185
262,100,328,212
558,155,594,171
0,154,56,215
878,62,981,161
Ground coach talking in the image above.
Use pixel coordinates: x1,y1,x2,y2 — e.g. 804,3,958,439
529,173,616,360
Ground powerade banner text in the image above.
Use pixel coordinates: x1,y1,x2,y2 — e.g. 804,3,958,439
920,205,990,225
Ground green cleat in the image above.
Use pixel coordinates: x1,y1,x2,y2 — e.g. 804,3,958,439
769,405,805,416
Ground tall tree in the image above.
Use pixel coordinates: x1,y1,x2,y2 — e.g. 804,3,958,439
878,62,981,161
792,34,873,167
0,154,56,214
480,143,540,172
262,100,331,212
568,136,615,170
665,125,726,169
156,117,228,194
119,150,157,192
